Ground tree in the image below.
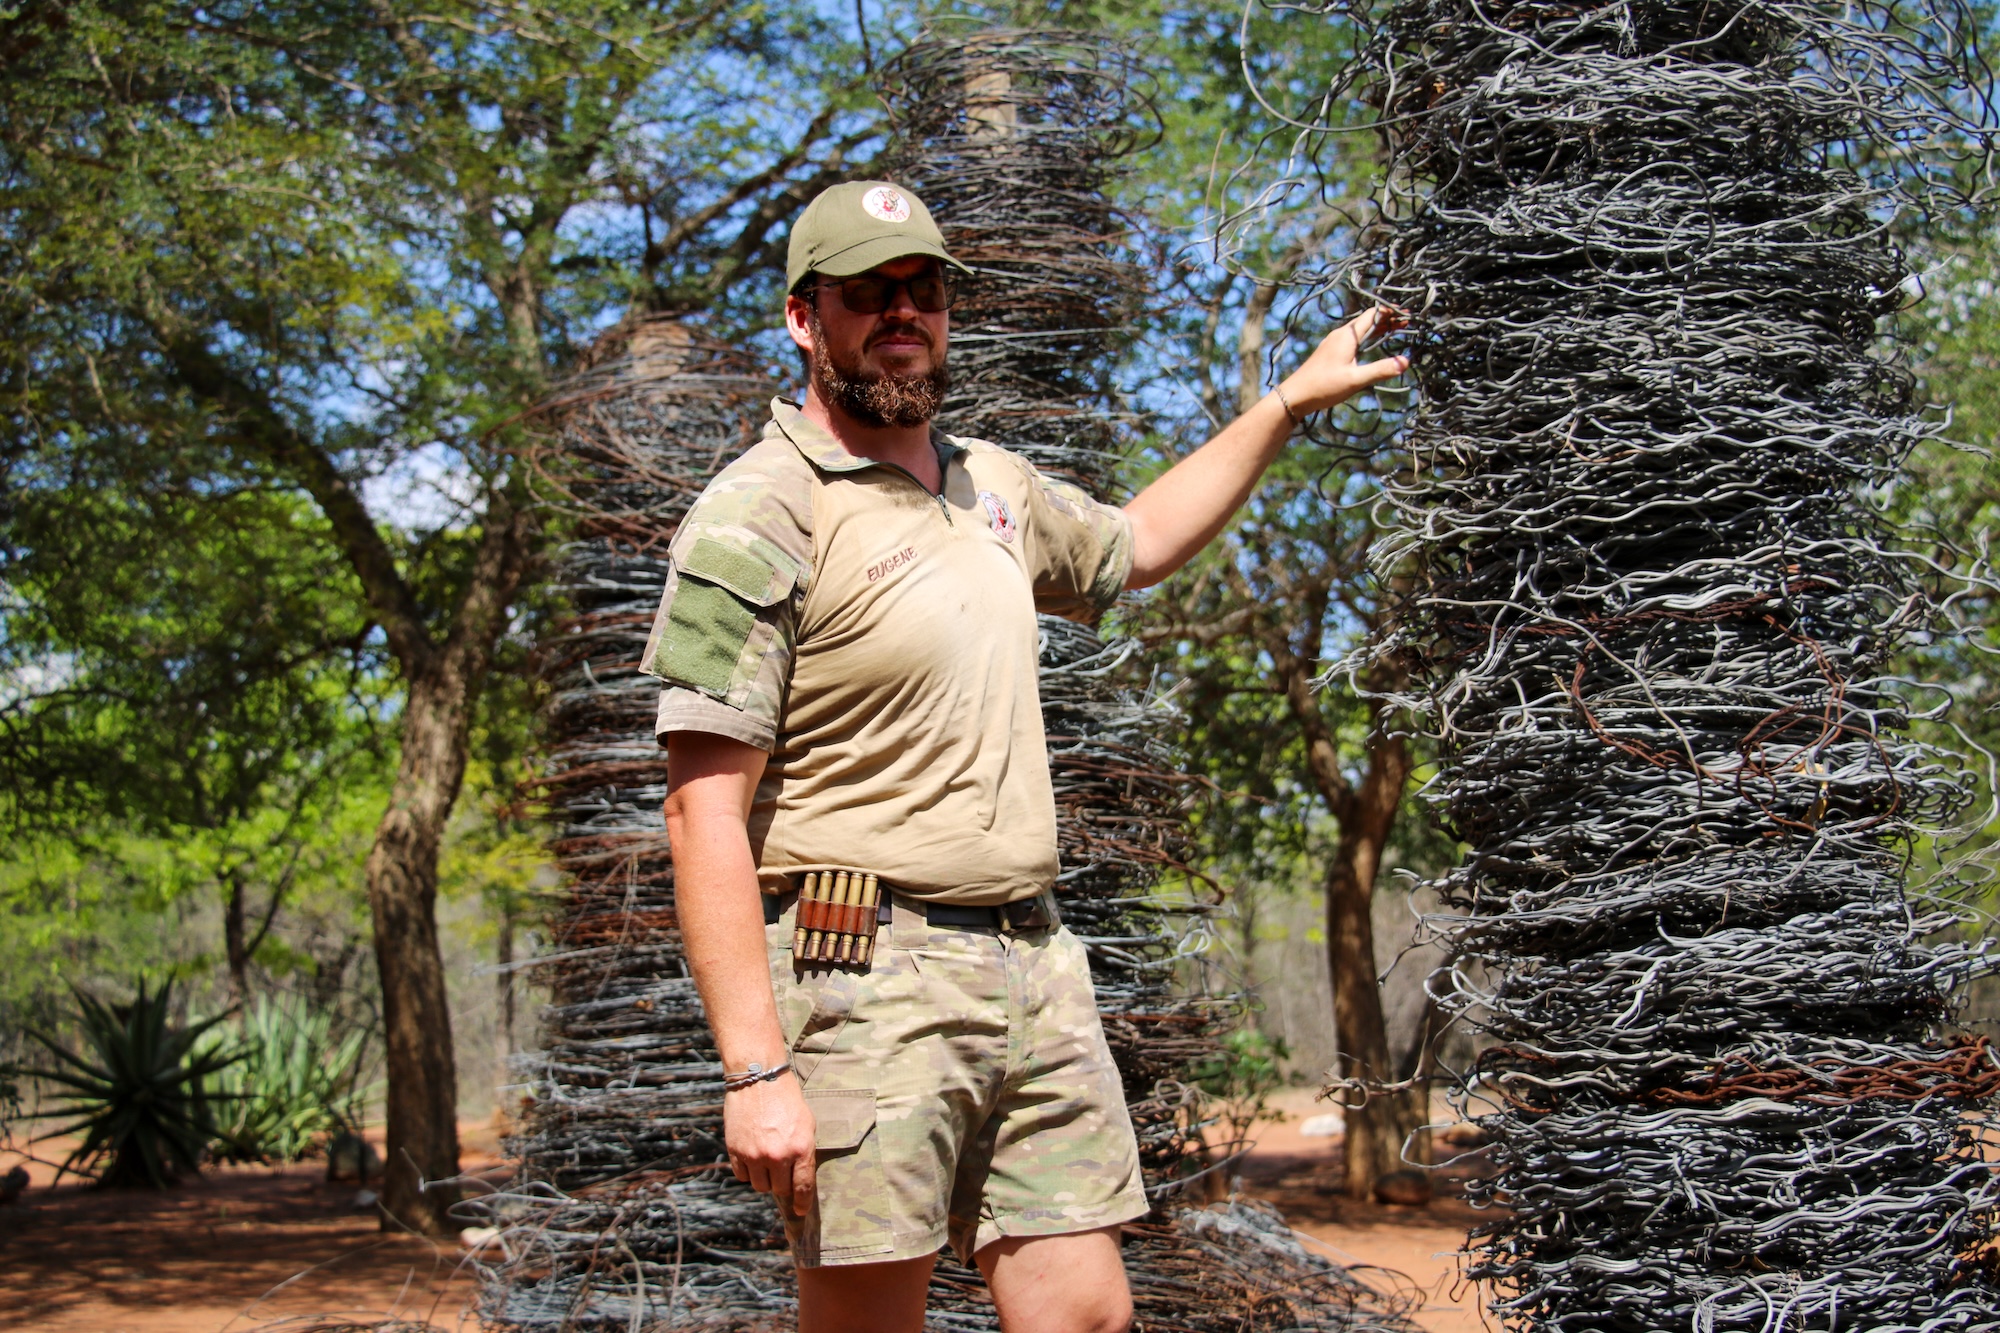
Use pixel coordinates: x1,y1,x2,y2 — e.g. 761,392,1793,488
1,0,882,1233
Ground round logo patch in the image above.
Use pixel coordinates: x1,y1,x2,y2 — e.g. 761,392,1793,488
979,490,1016,543
862,185,912,223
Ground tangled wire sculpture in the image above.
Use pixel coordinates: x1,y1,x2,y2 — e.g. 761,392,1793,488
883,30,1148,491
475,323,796,1328
882,30,1420,1332
1240,1,2000,1328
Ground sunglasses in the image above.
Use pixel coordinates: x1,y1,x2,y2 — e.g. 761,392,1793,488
817,268,958,314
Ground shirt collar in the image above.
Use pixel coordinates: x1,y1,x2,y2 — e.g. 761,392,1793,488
766,397,965,477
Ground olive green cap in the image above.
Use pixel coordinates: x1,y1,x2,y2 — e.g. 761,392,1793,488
786,180,971,291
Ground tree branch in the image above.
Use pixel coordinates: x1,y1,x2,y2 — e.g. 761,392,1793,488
151,326,436,674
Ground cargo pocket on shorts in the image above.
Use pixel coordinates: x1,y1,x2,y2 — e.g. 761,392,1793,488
803,1088,894,1260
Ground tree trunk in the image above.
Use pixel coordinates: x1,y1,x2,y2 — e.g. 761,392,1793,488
367,668,475,1236
496,894,516,1060
1324,729,1424,1200
223,870,250,1002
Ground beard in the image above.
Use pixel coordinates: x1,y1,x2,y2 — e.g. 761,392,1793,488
808,306,950,428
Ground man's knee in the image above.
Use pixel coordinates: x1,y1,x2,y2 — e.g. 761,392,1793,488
978,1225,1132,1333
1083,1290,1134,1333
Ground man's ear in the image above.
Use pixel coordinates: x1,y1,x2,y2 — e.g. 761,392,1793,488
784,293,815,356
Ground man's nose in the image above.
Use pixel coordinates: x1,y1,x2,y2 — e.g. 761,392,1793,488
881,281,923,320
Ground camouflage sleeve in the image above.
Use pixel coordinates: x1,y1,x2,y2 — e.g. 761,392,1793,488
1014,458,1133,625
638,441,814,750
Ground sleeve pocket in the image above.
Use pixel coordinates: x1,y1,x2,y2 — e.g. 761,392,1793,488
649,534,801,702
682,536,799,606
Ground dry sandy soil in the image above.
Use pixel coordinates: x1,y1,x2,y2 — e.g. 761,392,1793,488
1,1096,1494,1333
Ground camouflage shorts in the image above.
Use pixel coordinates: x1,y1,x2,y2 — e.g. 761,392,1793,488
766,893,1148,1267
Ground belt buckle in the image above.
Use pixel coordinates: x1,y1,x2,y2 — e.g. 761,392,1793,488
1001,894,1053,932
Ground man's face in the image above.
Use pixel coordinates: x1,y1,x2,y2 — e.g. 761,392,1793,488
786,255,952,429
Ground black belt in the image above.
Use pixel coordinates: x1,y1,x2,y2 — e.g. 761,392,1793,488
763,882,1055,931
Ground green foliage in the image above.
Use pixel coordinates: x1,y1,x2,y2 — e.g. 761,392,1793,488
1192,1025,1290,1105
1189,1024,1292,1154
0,2,883,1075
205,997,373,1163
9,979,240,1188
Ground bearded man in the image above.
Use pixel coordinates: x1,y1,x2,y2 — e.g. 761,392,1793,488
643,179,1405,1333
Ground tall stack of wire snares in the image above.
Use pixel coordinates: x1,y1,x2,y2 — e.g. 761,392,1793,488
1274,1,2000,1328
477,28,1423,1333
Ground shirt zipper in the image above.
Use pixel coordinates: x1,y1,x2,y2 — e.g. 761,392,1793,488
881,461,953,526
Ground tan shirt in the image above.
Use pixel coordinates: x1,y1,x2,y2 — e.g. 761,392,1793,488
639,400,1132,905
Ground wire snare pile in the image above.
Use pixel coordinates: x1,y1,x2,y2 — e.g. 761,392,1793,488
1265,1,2000,1328
476,327,794,1328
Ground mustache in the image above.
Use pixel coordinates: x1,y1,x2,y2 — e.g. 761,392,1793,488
866,322,937,354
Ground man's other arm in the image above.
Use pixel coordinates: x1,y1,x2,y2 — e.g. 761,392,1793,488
1122,307,1409,589
663,730,816,1215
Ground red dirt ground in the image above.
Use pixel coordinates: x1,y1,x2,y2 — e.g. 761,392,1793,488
1,1103,1496,1333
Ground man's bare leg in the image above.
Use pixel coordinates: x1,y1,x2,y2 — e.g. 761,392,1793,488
798,1253,936,1333
978,1226,1132,1333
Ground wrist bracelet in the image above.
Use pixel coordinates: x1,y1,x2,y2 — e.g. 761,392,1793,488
1273,382,1304,427
723,1059,792,1093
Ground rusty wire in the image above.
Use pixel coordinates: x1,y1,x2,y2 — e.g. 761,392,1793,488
1237,0,2000,1328
472,323,791,1329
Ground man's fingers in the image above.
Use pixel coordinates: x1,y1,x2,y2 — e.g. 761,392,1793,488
1357,353,1412,386
791,1151,817,1217
1342,306,1385,343
769,1162,793,1215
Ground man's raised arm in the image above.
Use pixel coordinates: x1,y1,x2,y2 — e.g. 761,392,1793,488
1123,307,1408,589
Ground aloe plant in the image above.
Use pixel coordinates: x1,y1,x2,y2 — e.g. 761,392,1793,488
11,979,240,1187
206,996,373,1162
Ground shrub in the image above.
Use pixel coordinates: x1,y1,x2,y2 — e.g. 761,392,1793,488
206,996,372,1162
8,978,240,1187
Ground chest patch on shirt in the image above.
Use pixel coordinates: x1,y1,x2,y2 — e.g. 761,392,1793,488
867,545,920,583
979,490,1017,543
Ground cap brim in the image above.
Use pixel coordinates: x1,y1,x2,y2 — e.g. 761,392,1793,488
811,235,973,278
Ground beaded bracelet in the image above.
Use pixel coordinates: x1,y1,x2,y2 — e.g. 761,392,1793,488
723,1059,792,1093
1273,382,1304,427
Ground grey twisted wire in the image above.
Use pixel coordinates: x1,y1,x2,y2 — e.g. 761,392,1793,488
1238,0,2000,1328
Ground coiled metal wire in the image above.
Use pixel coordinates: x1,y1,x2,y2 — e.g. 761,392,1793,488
1238,0,2000,1327
474,326,790,1328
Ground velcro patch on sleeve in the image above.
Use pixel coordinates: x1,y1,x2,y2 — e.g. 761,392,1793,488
654,579,756,697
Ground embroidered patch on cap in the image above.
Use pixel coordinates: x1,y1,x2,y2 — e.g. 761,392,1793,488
861,185,912,223
979,490,1017,543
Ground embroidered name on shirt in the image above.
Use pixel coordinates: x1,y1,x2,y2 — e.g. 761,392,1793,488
867,546,919,583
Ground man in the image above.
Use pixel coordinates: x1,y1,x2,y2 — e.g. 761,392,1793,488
645,179,1405,1333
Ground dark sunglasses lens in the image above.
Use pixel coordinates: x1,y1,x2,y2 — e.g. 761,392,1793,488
830,272,953,314
908,274,953,312
837,278,891,314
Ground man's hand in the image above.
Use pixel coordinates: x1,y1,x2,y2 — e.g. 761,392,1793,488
727,1074,818,1217
1277,306,1410,415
